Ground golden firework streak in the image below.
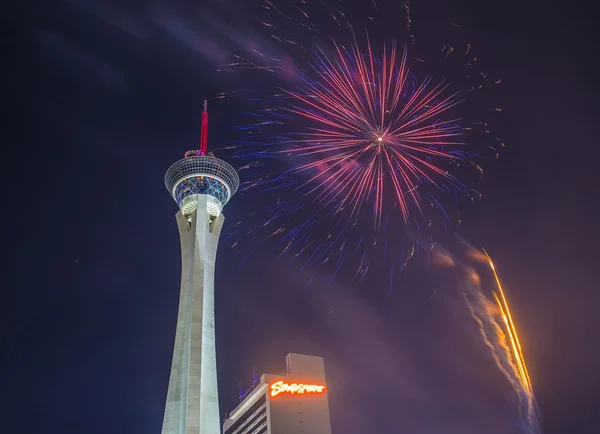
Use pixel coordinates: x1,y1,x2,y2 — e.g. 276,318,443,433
484,250,533,394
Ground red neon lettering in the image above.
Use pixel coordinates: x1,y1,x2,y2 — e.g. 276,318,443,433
270,381,326,397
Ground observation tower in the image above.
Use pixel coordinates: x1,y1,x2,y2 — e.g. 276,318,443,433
162,101,239,434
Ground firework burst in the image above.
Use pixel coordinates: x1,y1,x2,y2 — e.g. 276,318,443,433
216,0,501,285
281,37,466,226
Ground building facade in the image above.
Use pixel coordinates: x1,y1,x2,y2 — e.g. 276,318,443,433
223,353,333,434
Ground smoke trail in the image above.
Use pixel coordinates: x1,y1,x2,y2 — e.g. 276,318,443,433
432,237,541,434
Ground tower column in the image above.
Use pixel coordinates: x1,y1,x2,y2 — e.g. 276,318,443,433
163,127,238,433
162,194,224,434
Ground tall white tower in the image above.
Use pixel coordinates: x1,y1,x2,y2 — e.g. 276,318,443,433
162,102,239,434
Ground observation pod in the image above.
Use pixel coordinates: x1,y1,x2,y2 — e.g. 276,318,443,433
165,154,239,219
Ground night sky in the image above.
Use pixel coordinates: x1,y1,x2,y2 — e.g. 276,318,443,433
4,0,599,433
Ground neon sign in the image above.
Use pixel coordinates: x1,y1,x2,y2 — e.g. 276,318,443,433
270,381,326,397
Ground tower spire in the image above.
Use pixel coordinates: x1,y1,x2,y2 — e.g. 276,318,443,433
200,99,209,155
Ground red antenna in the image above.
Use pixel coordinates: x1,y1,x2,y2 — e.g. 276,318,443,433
200,100,208,155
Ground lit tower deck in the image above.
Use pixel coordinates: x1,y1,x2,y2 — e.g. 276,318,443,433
162,101,239,434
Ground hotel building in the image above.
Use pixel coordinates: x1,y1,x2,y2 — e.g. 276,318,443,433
223,353,333,434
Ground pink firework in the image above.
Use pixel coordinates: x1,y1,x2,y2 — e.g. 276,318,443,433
281,38,466,226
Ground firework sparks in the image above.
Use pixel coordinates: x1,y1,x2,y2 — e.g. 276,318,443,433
217,0,500,284
432,240,540,432
486,254,540,433
435,240,541,433
281,38,466,226
486,252,533,396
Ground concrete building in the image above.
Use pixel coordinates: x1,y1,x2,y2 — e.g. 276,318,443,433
223,353,333,434
161,102,239,434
